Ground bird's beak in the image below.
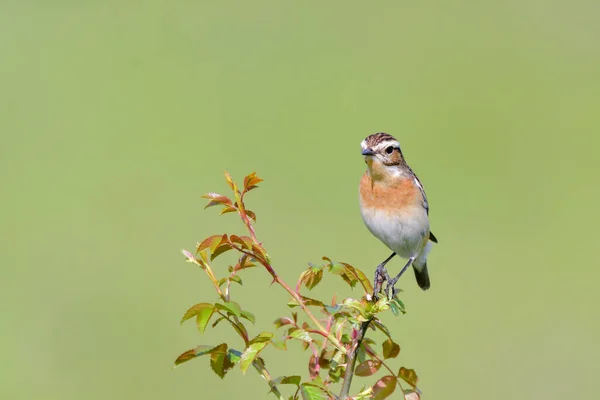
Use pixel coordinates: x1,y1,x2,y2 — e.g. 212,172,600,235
361,148,374,156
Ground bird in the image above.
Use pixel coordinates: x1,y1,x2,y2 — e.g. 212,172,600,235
358,132,438,298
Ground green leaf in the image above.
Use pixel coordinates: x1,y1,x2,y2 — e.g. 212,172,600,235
372,375,397,400
270,336,288,350
382,338,400,359
372,320,392,338
343,263,374,294
211,235,233,261
272,375,301,386
223,171,236,192
298,264,324,290
196,306,216,334
180,303,213,325
353,386,375,400
215,301,242,317
240,310,255,324
229,275,243,285
289,328,312,343
287,296,326,309
398,367,418,388
355,359,382,377
211,316,226,328
328,365,343,382
299,383,329,400
392,298,406,314
210,343,234,379
239,332,274,374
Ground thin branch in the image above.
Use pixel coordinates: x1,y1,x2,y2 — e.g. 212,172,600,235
339,318,373,399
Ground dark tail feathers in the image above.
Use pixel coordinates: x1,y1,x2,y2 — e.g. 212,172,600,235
413,264,430,290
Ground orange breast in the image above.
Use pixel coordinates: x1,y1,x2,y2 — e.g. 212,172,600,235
359,173,421,212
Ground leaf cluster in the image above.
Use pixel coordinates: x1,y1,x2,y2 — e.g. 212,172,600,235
175,172,422,400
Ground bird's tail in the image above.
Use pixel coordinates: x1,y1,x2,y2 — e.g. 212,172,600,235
413,263,430,290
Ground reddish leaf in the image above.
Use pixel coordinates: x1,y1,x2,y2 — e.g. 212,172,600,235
251,243,267,260
355,359,382,377
245,210,257,222
243,173,264,192
174,349,195,366
273,317,295,328
173,344,219,367
196,235,224,253
220,205,237,215
398,367,418,388
232,254,256,272
382,338,400,359
230,235,252,250
404,391,420,400
372,375,397,400
308,354,320,379
318,349,334,369
202,193,233,208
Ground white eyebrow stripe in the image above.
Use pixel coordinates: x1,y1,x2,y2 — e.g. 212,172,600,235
372,140,400,151
360,140,368,149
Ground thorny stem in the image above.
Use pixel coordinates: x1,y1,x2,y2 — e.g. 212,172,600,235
235,212,347,355
275,276,347,355
339,319,373,399
251,359,285,400
202,261,227,302
216,311,249,344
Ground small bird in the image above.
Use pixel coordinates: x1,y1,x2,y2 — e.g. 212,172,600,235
358,132,438,298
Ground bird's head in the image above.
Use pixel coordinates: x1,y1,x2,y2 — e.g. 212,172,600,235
360,132,405,179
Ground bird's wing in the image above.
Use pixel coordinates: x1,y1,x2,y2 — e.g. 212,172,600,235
410,169,439,243
410,170,429,215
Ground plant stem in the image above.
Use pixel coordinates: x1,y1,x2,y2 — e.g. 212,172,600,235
251,359,285,400
339,319,372,399
275,276,347,354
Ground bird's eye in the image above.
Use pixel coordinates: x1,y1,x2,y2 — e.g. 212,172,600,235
385,146,394,154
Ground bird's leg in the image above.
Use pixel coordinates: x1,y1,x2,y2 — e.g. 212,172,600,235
385,256,416,299
373,252,395,299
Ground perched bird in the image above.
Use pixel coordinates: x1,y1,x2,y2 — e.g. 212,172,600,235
358,132,438,297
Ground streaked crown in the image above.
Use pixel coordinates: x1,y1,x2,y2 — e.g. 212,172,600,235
360,132,401,153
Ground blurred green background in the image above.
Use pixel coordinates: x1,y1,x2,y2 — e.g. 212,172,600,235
1,1,599,399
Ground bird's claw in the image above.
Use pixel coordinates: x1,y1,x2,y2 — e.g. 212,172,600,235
372,263,389,301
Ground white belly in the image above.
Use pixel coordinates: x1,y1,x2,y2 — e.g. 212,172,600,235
361,206,429,259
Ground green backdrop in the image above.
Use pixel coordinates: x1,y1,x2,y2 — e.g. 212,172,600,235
2,1,599,399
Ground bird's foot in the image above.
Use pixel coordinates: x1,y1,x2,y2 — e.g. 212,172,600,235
384,277,399,300
372,263,390,300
